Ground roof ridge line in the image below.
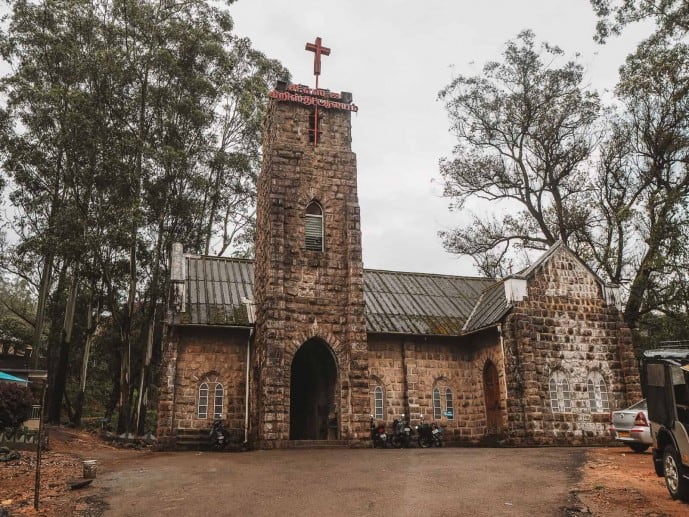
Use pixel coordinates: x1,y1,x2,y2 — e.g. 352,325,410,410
364,268,494,281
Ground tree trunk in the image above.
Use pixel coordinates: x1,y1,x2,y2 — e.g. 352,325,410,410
46,262,69,423
31,254,53,369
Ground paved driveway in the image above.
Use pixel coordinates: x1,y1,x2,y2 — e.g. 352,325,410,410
100,447,584,517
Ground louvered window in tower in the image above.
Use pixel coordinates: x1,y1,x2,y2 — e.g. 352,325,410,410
305,202,324,251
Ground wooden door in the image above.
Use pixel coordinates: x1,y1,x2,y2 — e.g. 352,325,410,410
483,361,502,433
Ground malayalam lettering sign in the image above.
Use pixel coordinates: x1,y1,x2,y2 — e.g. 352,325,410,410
269,82,358,112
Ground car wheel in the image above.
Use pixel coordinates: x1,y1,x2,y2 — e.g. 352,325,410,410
663,445,689,501
629,443,650,453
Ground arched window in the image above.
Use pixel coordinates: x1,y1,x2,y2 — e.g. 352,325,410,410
587,372,609,413
445,388,454,420
373,386,384,420
305,201,324,251
198,382,209,418
214,383,224,418
549,371,572,413
433,388,442,419
197,374,224,420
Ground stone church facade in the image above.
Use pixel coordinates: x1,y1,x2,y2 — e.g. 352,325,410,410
156,81,641,449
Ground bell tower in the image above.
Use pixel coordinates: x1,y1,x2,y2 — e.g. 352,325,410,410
252,38,369,445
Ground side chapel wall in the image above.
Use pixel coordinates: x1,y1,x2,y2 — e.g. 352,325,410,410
367,331,504,444
168,327,249,434
501,246,641,445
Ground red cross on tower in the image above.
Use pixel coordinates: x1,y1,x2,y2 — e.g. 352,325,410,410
305,36,330,78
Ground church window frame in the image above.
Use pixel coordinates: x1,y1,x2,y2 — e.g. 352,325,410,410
214,383,225,419
549,370,572,413
373,386,384,420
198,382,209,419
305,201,324,252
587,371,609,413
445,388,454,420
308,108,323,144
433,388,442,419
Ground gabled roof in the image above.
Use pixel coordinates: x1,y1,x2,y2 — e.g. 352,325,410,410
173,255,254,327
170,241,607,337
462,281,511,333
364,269,495,335
170,255,498,336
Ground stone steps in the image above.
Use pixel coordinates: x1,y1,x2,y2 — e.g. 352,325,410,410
282,440,350,449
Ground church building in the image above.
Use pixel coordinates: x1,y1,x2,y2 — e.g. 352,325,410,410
156,38,641,449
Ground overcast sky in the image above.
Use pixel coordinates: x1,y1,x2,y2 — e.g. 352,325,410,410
230,0,651,276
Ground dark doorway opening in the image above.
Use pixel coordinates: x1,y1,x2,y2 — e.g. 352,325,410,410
483,360,502,433
290,339,338,440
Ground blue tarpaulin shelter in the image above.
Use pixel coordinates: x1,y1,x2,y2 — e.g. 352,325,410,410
0,371,28,385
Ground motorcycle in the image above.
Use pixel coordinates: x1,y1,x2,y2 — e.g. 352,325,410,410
430,422,443,447
390,414,412,448
416,421,443,448
209,419,229,451
370,416,388,448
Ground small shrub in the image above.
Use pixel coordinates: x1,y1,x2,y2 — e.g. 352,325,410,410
0,382,34,429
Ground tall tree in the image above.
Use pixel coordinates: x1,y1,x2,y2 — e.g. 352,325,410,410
438,30,600,277
0,0,287,430
581,39,689,329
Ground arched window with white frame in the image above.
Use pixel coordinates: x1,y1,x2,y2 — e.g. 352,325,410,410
197,373,225,420
549,370,572,412
433,387,442,419
305,201,324,251
214,383,224,418
373,386,384,420
587,371,609,413
445,387,454,420
198,382,209,418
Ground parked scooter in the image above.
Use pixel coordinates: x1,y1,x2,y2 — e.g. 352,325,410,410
209,419,229,450
416,421,443,448
390,414,412,448
370,416,388,448
430,422,443,447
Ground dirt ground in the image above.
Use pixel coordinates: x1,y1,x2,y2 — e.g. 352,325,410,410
1,428,688,516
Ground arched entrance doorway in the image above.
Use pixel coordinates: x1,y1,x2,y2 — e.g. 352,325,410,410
290,339,338,440
483,360,502,433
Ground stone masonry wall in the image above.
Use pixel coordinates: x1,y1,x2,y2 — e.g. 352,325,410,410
368,330,505,445
159,327,250,444
502,246,641,445
252,99,369,445
155,324,179,445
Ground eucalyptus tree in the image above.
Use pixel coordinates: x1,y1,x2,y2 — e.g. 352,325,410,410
580,40,689,330
0,0,287,431
438,30,600,277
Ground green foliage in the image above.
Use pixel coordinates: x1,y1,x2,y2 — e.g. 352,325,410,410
438,30,600,277
591,0,689,42
0,276,35,350
636,312,689,353
439,30,689,337
0,0,288,430
0,382,33,429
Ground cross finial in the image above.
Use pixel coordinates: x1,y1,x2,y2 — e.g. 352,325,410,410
305,37,331,77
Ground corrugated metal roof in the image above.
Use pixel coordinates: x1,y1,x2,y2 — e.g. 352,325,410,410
172,256,254,326
463,281,512,333
170,255,508,335
363,269,494,335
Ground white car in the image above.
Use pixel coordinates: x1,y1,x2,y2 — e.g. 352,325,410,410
609,399,652,453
